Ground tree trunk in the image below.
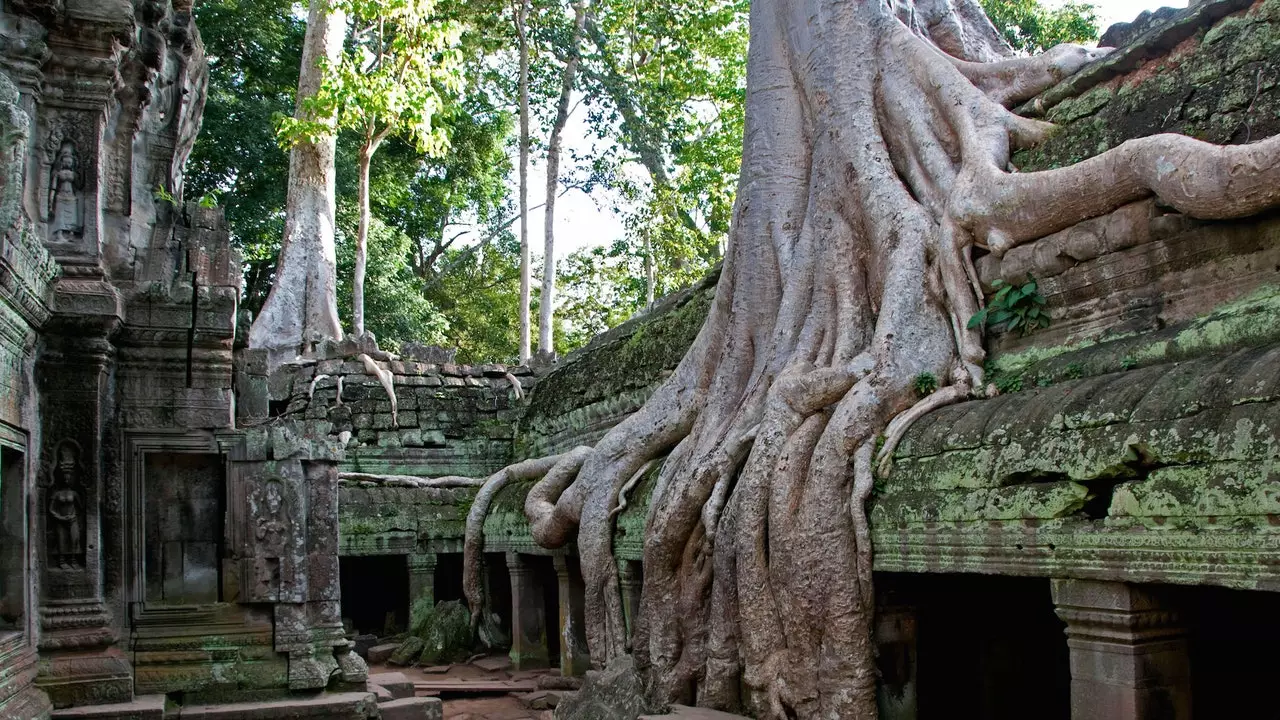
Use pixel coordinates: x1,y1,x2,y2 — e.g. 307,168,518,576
476,0,1280,716
516,0,532,364
248,0,346,369
539,0,588,357
353,133,379,339
642,231,654,308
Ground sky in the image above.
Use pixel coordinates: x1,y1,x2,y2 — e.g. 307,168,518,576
512,0,1186,266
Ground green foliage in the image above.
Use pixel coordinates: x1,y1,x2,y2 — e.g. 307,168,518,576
189,0,304,313
968,277,1050,336
1064,362,1084,379
912,372,939,396
980,0,1099,54
995,374,1025,394
153,185,177,205
277,0,463,155
1120,355,1138,370
335,209,448,349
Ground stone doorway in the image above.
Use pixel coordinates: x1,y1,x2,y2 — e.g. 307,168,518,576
882,572,1071,720
142,453,225,605
0,441,26,637
1177,584,1280,717
339,554,409,635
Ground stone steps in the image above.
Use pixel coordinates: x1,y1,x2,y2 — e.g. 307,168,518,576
377,697,442,720
177,691,378,719
51,695,166,720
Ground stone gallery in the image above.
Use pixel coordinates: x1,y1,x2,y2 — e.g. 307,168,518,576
0,0,1277,717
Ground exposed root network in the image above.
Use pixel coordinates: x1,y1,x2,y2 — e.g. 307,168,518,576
458,0,1280,716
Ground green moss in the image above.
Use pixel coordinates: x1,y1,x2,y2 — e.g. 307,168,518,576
1015,0,1280,172
517,269,717,455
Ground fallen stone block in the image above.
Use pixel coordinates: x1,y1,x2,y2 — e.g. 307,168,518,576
378,697,444,720
472,654,511,672
372,684,393,702
367,642,400,664
367,671,414,699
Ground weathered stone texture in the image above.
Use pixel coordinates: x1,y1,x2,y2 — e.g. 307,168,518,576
1015,0,1280,171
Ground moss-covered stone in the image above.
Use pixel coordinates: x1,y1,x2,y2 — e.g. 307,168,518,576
409,600,475,665
1014,0,1280,172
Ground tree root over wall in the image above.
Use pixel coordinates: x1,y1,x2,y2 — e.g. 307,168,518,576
462,0,1280,715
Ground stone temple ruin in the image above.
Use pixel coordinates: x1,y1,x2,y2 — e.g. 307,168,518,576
0,0,1277,717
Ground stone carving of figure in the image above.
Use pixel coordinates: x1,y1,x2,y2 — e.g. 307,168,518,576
48,442,85,570
48,139,82,240
252,478,291,597
255,479,290,557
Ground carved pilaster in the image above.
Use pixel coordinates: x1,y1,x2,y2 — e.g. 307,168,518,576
407,553,437,631
1052,579,1192,720
618,559,642,643
506,552,548,670
34,321,131,708
553,554,590,677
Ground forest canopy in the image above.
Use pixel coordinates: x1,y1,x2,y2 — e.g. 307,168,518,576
189,0,1097,362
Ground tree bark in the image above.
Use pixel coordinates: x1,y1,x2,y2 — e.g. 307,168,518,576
248,0,347,369
539,0,588,356
465,0,1280,716
516,0,532,364
353,139,373,337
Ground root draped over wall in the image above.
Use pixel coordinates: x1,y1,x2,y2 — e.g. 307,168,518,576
459,0,1280,716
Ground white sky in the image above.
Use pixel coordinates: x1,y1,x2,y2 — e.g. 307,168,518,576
513,0,1185,265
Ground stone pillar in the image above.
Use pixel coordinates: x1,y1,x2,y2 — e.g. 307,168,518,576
618,559,643,643
1051,579,1191,720
875,604,918,720
35,323,133,709
553,555,590,676
506,552,548,670
407,553,437,630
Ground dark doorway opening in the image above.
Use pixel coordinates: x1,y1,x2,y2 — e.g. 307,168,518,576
1176,584,1280,718
485,552,513,642
882,572,1071,720
0,445,24,634
340,555,409,635
434,552,464,604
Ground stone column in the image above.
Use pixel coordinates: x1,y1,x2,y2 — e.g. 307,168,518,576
407,553,437,630
618,559,643,643
1051,579,1192,720
553,555,590,676
35,322,133,709
506,552,548,670
875,604,918,720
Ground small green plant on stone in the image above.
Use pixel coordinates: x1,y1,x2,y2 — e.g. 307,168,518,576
968,276,1050,336
153,185,177,205
994,373,1024,394
197,190,220,208
1120,355,1137,370
1064,362,1084,379
1036,374,1053,387
912,372,938,396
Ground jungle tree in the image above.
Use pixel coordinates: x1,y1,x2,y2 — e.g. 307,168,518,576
461,0,1280,717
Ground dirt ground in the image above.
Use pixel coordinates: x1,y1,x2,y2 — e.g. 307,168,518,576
367,655,559,720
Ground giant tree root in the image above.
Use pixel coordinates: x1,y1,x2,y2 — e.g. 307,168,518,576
459,0,1280,715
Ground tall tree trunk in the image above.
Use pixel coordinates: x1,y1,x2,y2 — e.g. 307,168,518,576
248,0,346,369
516,0,532,364
539,0,588,356
467,0,1280,716
643,231,654,308
353,139,373,337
